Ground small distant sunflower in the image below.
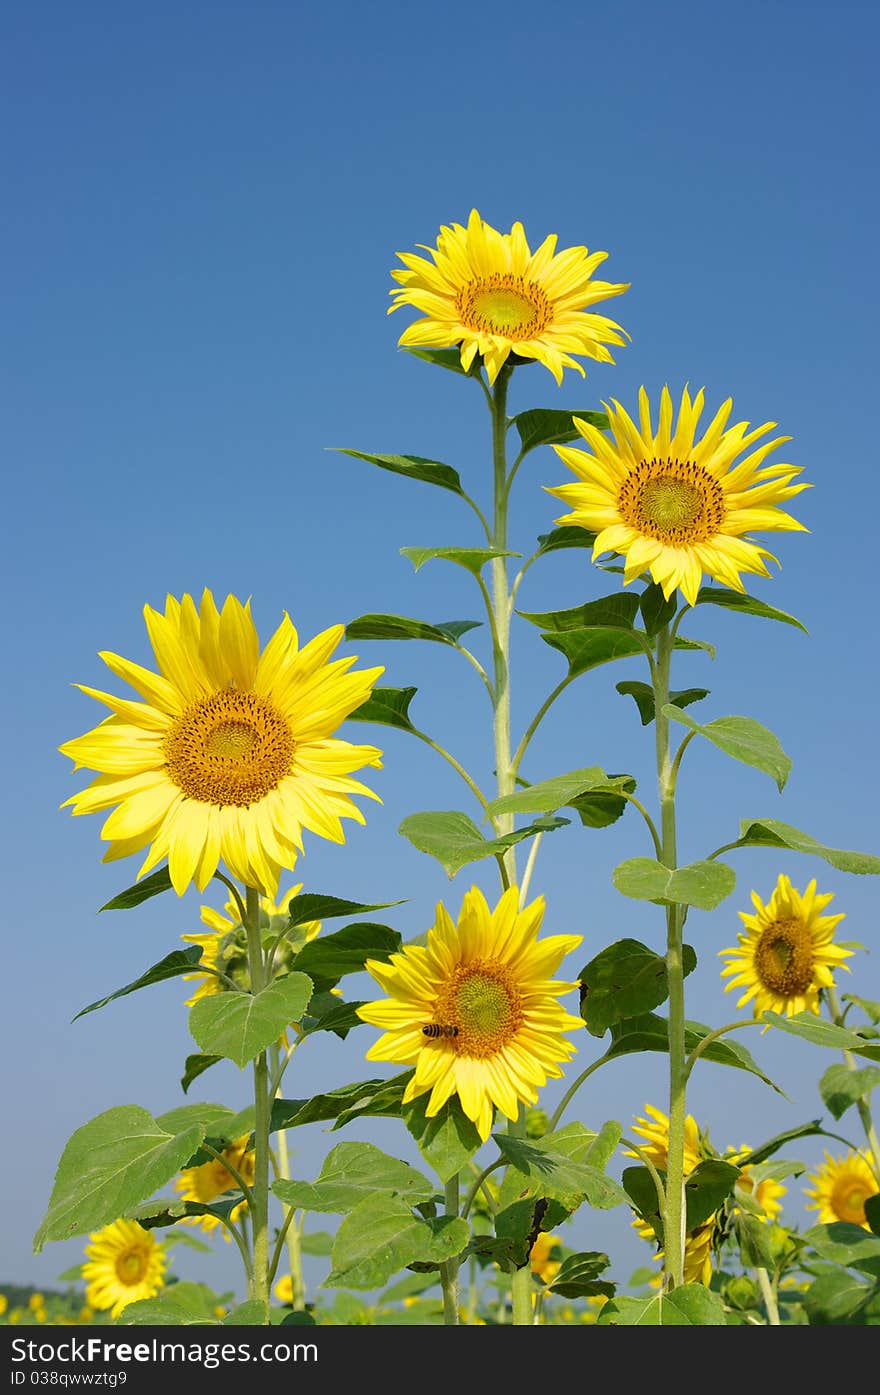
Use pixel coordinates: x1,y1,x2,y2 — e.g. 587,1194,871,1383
530,1233,563,1284
274,1275,294,1305
357,885,584,1141
805,1150,878,1229
727,1146,787,1221
174,1134,255,1238
546,385,809,604
82,1219,167,1319
60,590,383,895
182,882,320,1006
389,208,629,385
719,874,850,1020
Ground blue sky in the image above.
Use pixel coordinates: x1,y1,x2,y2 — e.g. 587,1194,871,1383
2,0,879,1304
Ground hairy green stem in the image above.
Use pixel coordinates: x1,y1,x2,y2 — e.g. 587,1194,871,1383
826,983,880,1183
509,1108,534,1326
271,1043,306,1309
244,884,271,1316
654,625,686,1289
440,1174,461,1325
756,1266,781,1325
489,366,517,888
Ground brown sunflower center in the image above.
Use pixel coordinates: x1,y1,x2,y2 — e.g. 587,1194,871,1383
619,457,725,545
457,275,550,340
165,690,294,807
428,960,523,1059
830,1177,870,1225
116,1248,148,1286
754,916,815,997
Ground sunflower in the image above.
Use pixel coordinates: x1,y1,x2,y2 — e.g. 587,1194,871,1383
182,882,320,1006
805,1150,879,1229
274,1275,294,1305
719,874,850,1020
529,1233,563,1284
173,1134,255,1237
546,385,809,605
357,885,584,1141
628,1104,718,1286
60,590,383,895
388,208,629,386
726,1146,787,1221
82,1219,167,1319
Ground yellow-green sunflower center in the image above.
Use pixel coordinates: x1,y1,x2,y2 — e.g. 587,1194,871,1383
165,690,294,807
754,916,815,998
457,275,550,341
428,961,523,1059
116,1248,148,1286
619,458,725,545
830,1177,869,1225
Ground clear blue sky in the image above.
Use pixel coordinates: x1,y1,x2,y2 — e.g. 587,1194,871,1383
3,0,879,1302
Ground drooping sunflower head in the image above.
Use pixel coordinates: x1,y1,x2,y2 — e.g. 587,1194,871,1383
805,1150,878,1229
357,885,584,1141
182,882,321,1006
173,1133,255,1238
59,590,384,895
82,1219,167,1319
389,208,630,385
546,385,809,604
726,1146,787,1221
529,1233,563,1284
719,874,850,1020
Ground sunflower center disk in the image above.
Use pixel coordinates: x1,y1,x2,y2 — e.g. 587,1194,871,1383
116,1250,147,1284
458,275,550,340
832,1180,869,1225
165,690,294,807
754,917,815,997
619,458,724,546
427,963,523,1059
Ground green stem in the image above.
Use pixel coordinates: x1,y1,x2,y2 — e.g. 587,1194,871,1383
271,1044,306,1309
488,366,517,889
509,1108,534,1326
244,884,271,1316
825,983,880,1183
511,675,575,775
439,1173,461,1325
654,624,686,1290
199,1143,255,1212
756,1266,781,1325
547,1053,613,1132
682,1018,765,1082
410,727,492,811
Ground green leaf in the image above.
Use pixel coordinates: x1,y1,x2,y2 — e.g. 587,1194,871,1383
345,612,480,646
326,1194,467,1290
730,819,880,875
519,593,640,632
348,686,419,734
802,1269,876,1323
547,1251,614,1300
271,1141,435,1213
541,626,648,677
285,893,406,930
622,1166,664,1243
732,1121,827,1168
685,1159,741,1230
334,447,466,496
612,857,736,910
398,809,568,879
221,1301,270,1326
695,586,808,633
493,1128,629,1211
514,406,610,453
805,1222,880,1278
180,1054,223,1094
663,705,792,792
607,1013,784,1094
763,1011,880,1060
119,1282,223,1325
485,767,635,821
33,1106,206,1251
534,525,597,556
73,947,203,1021
189,973,313,1068
292,922,401,981
155,1103,235,1136
598,1285,727,1325
844,995,880,1025
736,1214,777,1271
578,938,697,1036
267,1079,399,1135
126,1197,241,1230
402,346,481,377
333,1071,413,1130
584,1120,623,1172
639,583,678,637
402,1094,483,1183
400,545,520,578
616,680,709,726
99,865,173,912
820,1064,880,1120
570,775,637,830
299,995,367,1040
